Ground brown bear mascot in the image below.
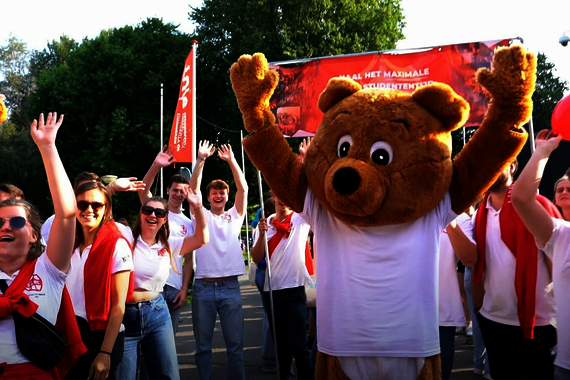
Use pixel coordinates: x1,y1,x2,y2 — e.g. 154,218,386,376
230,45,534,380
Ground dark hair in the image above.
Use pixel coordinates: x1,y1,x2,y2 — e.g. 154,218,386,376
554,172,570,201
132,197,178,273
206,180,229,196
168,174,189,189
0,183,25,199
73,172,101,190
73,181,113,250
0,198,44,260
264,197,276,216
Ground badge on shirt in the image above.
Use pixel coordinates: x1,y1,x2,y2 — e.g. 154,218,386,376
26,274,43,292
223,213,232,222
180,225,188,236
158,248,169,257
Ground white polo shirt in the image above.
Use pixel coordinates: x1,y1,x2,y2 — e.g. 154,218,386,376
67,239,133,319
0,254,66,364
131,236,184,292
194,206,246,279
166,211,195,290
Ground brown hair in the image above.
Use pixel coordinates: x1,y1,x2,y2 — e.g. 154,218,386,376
168,174,190,188
206,180,229,196
131,197,178,274
73,172,101,190
0,198,44,260
0,183,25,199
73,181,113,250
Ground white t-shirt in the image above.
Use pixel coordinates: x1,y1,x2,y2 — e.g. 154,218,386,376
130,236,185,293
537,218,570,370
300,188,457,357
166,211,195,290
439,213,473,327
67,239,134,319
194,206,246,279
475,197,556,326
0,254,67,364
40,214,55,245
253,212,312,291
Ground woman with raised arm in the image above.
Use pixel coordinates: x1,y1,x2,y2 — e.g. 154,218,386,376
511,129,570,380
65,183,135,379
115,191,208,380
0,113,84,378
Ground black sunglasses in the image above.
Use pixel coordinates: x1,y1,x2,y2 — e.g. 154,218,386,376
77,200,105,212
0,216,27,230
141,205,168,219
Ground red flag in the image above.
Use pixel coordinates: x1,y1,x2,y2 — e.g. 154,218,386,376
168,47,195,163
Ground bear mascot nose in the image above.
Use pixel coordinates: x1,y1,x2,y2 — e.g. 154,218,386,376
333,167,361,195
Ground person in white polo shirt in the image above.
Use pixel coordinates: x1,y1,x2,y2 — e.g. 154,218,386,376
189,140,248,380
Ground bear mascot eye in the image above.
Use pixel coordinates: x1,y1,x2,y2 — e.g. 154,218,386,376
337,135,353,158
370,141,393,166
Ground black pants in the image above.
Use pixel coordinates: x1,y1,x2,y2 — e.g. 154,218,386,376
262,286,314,380
477,313,556,380
64,317,124,380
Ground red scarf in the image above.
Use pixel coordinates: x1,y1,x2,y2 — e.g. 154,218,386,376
83,220,134,331
473,186,561,339
267,213,314,276
0,258,87,380
0,259,39,318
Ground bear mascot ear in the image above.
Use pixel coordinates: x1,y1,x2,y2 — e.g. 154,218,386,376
318,78,362,113
412,83,470,132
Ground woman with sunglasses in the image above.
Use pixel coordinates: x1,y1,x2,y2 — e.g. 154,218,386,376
116,193,208,380
65,181,135,380
1,113,82,378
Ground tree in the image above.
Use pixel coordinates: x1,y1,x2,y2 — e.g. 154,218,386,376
29,35,79,79
189,0,406,207
27,18,195,221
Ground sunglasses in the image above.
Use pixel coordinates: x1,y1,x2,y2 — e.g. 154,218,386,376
0,216,27,230
77,200,105,212
141,205,168,219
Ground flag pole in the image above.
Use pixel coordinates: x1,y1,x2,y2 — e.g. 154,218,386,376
241,130,251,267
160,83,164,198
192,40,198,171
257,170,281,380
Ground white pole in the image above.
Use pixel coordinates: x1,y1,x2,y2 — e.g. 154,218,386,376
160,83,164,198
241,130,251,266
192,41,198,171
529,117,536,153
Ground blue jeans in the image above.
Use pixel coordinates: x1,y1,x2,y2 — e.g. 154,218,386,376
116,294,180,380
163,284,184,334
465,267,490,374
255,266,276,366
556,365,570,380
192,277,246,380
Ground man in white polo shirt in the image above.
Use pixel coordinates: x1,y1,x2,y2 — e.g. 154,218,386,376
189,140,248,380
139,150,195,334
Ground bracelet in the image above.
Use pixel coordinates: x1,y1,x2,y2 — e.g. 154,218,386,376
100,350,112,356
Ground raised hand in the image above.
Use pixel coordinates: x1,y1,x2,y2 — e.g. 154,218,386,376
218,144,234,162
535,129,563,154
187,188,203,210
154,145,175,168
112,177,146,192
30,112,64,148
299,137,312,158
198,140,216,160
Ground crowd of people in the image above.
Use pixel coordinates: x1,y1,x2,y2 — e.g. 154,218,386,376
1,112,569,380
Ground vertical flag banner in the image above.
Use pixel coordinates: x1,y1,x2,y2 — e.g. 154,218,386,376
269,39,512,137
169,45,196,163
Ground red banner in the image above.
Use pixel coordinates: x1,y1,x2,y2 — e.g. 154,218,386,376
169,47,195,162
269,39,511,137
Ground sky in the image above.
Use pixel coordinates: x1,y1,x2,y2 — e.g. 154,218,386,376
1,0,569,89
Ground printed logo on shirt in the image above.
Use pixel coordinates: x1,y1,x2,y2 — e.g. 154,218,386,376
25,274,43,292
180,225,188,236
158,248,169,257
223,213,233,222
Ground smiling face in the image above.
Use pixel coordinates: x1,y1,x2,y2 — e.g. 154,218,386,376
76,189,107,232
0,205,38,270
140,200,168,235
208,188,228,213
555,179,570,209
167,182,188,211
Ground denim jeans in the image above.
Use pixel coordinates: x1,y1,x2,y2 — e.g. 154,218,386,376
116,294,180,380
192,277,246,380
163,284,184,334
255,266,276,366
464,267,490,374
439,326,456,380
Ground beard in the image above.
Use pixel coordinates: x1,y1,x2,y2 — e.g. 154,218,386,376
488,172,509,193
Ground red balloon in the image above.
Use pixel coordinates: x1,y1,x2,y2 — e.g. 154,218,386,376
552,94,570,140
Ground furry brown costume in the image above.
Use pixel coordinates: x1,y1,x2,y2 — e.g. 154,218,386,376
230,45,534,380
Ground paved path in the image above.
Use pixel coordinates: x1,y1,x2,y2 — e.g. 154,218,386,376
175,276,486,379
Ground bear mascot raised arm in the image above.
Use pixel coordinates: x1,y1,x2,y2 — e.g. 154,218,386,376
230,45,534,380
